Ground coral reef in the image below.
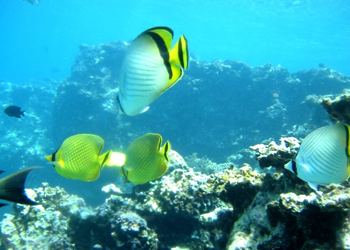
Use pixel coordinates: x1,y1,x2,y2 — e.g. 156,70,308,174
249,137,300,170
2,40,350,250
320,90,350,124
2,150,350,249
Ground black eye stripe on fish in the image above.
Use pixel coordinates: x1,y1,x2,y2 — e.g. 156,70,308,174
52,148,59,163
345,124,350,156
146,32,172,80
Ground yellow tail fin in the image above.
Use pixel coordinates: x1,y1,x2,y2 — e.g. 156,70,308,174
169,35,189,70
106,151,126,167
160,141,171,162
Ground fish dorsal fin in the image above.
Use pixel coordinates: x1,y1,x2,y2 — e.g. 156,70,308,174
143,26,174,50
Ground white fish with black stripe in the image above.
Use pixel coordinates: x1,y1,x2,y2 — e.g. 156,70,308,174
117,26,189,116
285,124,350,191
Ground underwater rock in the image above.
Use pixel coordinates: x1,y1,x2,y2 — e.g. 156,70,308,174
2,159,350,249
0,183,80,250
249,137,300,170
71,42,128,83
293,67,350,95
262,182,350,249
320,91,350,124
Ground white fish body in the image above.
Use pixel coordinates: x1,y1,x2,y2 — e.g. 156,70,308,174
117,26,188,116
285,124,350,190
118,35,170,115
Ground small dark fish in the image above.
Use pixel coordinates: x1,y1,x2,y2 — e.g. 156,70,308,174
4,105,25,118
0,166,40,207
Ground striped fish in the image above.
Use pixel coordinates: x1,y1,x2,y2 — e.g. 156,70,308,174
117,26,189,116
285,124,350,190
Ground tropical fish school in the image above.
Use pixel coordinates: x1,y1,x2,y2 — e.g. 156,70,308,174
1,26,349,207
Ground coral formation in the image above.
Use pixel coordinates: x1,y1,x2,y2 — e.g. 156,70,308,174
2,150,350,249
249,137,300,170
2,40,350,249
320,90,350,124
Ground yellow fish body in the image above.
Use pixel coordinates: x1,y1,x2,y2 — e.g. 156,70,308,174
46,134,111,181
117,26,189,116
120,133,171,184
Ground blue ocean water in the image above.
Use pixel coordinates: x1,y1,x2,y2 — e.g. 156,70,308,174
0,0,350,213
0,0,349,83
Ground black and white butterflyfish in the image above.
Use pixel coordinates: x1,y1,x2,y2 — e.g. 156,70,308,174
285,124,350,191
117,26,189,116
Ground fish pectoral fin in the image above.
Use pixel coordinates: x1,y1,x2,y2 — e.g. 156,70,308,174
0,166,41,205
307,182,319,191
106,152,126,167
169,35,189,70
140,106,149,114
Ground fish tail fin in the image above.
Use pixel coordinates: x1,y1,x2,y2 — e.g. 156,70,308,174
169,35,189,70
155,141,171,178
0,166,41,206
21,111,25,117
105,151,126,167
99,150,112,170
160,141,171,162
166,35,188,87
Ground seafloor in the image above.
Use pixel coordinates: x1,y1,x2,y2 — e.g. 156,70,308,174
1,41,350,249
